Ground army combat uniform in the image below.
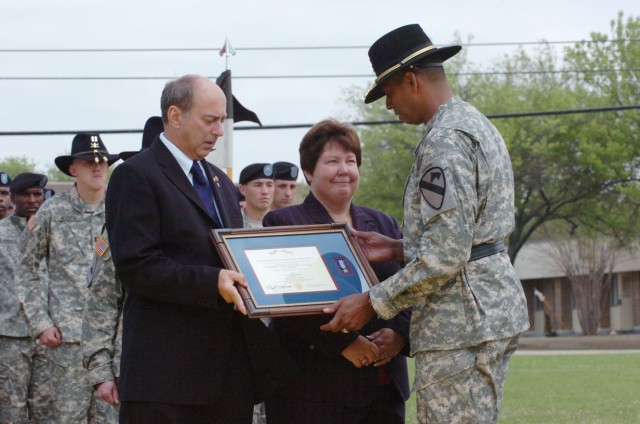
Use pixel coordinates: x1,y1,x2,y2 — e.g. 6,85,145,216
368,97,530,423
81,229,122,415
18,186,118,423
0,214,54,424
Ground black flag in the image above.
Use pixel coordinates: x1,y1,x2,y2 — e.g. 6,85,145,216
216,70,262,126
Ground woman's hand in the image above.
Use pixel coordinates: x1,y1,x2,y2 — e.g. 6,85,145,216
341,335,380,368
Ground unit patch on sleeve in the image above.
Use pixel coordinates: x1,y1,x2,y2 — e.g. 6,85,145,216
419,166,446,210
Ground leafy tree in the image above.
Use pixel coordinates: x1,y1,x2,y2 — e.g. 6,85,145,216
344,14,640,263
45,164,75,183
0,156,39,178
547,234,618,335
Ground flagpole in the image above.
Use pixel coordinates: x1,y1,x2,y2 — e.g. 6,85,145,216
219,37,235,180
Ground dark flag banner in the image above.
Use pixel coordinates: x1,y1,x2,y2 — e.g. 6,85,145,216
216,70,262,126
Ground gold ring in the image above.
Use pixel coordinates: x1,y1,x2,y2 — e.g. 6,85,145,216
341,328,349,334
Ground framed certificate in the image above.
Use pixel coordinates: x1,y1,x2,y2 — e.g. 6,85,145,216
210,223,378,318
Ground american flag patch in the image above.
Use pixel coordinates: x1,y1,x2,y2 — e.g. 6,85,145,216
94,234,109,257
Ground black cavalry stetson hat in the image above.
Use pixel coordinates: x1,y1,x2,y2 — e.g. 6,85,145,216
54,133,120,176
364,24,461,104
119,116,164,160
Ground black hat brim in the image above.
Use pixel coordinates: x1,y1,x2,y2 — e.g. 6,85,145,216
364,45,461,104
54,154,120,176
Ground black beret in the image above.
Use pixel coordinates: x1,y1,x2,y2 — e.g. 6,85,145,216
273,161,299,181
10,173,48,194
239,163,274,185
0,172,11,187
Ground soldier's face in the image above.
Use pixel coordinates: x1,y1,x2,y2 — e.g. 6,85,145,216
240,178,274,213
12,188,44,219
0,187,13,219
382,71,422,125
272,180,297,210
69,159,108,191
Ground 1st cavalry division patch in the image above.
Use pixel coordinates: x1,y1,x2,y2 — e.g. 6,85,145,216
420,166,446,209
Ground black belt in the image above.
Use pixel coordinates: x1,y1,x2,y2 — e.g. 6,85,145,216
469,241,505,262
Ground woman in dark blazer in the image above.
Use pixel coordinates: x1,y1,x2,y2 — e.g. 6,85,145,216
263,119,410,424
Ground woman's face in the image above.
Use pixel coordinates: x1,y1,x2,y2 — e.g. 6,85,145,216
305,141,359,206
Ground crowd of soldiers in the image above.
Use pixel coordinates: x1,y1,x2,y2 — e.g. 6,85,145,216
0,120,299,424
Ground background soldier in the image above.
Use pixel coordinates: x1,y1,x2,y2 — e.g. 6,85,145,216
0,173,48,423
271,161,299,210
238,162,275,228
0,171,14,220
81,116,164,416
18,133,120,423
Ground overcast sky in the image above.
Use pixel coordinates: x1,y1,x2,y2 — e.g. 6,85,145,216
1,0,638,182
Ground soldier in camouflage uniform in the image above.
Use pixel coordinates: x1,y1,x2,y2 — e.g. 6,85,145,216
80,116,164,419
0,171,13,220
0,173,50,424
322,25,529,424
81,228,123,411
18,133,120,424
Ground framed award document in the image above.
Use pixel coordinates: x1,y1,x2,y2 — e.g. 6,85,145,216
210,223,378,318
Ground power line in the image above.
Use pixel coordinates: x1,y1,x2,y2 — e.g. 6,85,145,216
0,39,637,53
1,68,638,81
1,105,637,137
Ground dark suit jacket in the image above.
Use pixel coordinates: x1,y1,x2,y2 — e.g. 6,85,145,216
263,193,411,410
105,139,290,405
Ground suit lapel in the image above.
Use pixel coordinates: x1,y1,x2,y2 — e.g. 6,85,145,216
152,142,215,223
201,162,227,228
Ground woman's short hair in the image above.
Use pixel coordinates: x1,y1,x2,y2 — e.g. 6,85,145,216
299,119,362,183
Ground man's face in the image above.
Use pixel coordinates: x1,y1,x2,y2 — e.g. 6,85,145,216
240,178,274,213
11,188,44,219
175,79,227,160
381,71,421,125
0,186,13,219
69,159,108,192
272,179,297,210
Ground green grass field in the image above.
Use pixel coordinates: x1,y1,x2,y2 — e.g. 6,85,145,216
404,353,640,424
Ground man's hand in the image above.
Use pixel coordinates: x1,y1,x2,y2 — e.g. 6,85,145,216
367,328,406,367
94,380,119,405
39,326,62,348
341,335,380,368
218,269,248,315
350,228,404,264
320,292,375,333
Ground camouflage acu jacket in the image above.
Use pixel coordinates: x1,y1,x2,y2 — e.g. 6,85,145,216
81,230,123,387
18,186,105,343
369,96,529,353
0,215,30,337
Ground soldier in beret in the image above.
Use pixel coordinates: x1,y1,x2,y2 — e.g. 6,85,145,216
0,172,49,423
17,133,119,423
322,24,529,424
239,162,275,228
271,161,299,210
0,171,14,220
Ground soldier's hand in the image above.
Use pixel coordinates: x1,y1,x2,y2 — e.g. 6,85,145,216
321,293,375,333
218,269,248,315
39,326,62,347
95,380,119,405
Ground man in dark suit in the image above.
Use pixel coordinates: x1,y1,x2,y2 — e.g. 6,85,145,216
105,74,284,424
